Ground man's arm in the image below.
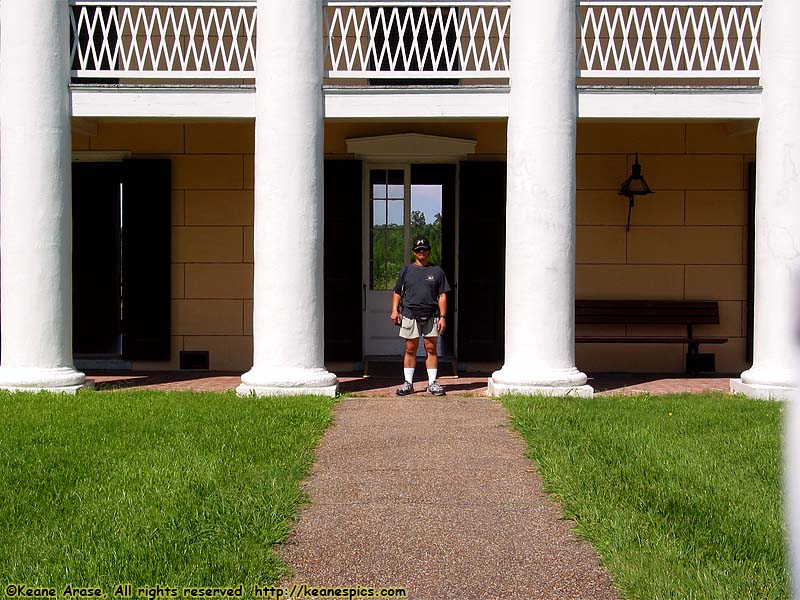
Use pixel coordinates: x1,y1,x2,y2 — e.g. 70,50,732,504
390,265,407,324
437,293,447,333
390,292,402,324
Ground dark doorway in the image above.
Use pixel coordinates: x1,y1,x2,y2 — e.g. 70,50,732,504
72,160,172,362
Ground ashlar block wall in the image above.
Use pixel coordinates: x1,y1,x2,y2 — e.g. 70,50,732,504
73,121,255,371
71,119,753,374
575,122,752,374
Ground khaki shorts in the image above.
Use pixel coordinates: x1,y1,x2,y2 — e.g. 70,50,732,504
399,316,440,339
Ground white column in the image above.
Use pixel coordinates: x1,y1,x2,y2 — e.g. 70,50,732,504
488,0,592,397
731,0,800,401
238,0,337,397
0,0,86,393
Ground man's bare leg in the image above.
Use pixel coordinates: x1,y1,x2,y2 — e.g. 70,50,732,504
423,336,445,395
397,338,420,396
423,337,439,370
404,338,420,368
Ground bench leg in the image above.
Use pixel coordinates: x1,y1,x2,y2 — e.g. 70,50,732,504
686,343,700,376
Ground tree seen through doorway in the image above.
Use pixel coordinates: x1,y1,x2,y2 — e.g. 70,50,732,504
371,210,442,290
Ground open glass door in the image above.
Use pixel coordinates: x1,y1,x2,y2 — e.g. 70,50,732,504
364,166,410,356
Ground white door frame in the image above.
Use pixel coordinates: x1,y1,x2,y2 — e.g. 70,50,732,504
347,133,478,360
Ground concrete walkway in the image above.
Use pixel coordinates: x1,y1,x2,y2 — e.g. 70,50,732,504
279,395,619,600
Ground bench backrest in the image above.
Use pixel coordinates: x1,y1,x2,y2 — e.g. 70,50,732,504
576,300,720,326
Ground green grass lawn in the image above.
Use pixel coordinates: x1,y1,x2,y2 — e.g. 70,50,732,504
502,392,787,600
0,390,335,589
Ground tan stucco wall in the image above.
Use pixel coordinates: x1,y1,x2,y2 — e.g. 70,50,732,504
575,122,753,373
72,118,754,374
73,121,255,371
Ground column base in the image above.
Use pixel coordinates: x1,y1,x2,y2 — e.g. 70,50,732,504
488,379,594,397
0,366,87,394
730,379,797,401
489,366,594,397
732,365,798,400
237,367,338,398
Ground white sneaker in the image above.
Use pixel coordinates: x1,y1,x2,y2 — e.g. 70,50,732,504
427,381,446,396
396,381,414,396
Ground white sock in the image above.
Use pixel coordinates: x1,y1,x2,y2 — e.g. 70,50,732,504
404,368,415,384
427,369,437,384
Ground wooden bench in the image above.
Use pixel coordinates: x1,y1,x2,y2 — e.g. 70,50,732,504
575,300,728,374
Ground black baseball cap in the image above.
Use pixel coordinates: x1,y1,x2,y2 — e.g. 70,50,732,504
413,236,431,251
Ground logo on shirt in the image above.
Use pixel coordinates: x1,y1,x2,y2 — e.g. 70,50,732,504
427,275,435,281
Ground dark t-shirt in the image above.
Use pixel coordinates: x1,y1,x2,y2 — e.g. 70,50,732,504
394,263,451,320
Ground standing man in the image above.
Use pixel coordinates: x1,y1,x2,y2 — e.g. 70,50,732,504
390,236,451,396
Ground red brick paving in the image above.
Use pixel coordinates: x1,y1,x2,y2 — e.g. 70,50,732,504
87,371,733,396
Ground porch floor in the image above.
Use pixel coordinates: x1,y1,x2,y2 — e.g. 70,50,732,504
85,371,734,396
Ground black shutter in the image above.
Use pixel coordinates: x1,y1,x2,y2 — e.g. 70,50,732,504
746,161,755,363
324,160,363,362
121,160,171,360
72,162,123,355
458,161,506,362
411,163,456,356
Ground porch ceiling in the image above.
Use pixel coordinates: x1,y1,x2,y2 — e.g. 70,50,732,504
70,85,761,120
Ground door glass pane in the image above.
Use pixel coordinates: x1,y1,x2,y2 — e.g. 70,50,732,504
372,198,403,226
370,169,387,199
370,169,406,290
370,228,404,290
372,185,387,200
372,199,386,226
387,169,404,199
411,184,443,266
371,169,388,185
386,199,403,226
387,184,404,199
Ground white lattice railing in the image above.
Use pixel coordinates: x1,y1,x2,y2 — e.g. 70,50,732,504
70,1,257,78
68,1,762,82
578,1,761,78
324,2,511,79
